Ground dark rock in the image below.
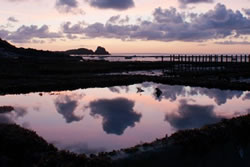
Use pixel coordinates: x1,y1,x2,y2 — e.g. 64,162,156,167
94,46,110,55
64,48,94,55
155,88,162,99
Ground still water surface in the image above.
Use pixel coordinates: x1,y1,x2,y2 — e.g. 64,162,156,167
0,82,250,154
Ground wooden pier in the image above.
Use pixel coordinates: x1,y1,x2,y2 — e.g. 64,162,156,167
80,54,250,63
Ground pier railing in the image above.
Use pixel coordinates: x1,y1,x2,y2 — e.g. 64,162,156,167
80,55,250,63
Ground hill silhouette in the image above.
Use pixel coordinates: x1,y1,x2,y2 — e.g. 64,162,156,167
0,38,70,58
0,38,110,58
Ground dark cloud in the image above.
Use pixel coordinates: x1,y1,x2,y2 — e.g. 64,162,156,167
215,40,250,45
62,21,85,34
0,107,27,124
108,15,121,23
55,95,84,123
2,3,250,44
55,0,84,14
119,16,130,24
87,0,134,10
80,3,250,42
56,0,78,8
165,100,222,130
0,29,9,39
5,25,62,43
89,98,141,135
7,17,18,23
83,22,139,40
243,8,250,16
179,0,213,6
31,39,46,44
108,15,130,24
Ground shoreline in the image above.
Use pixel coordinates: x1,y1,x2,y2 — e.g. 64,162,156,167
1,54,250,95
1,114,250,166
1,74,250,95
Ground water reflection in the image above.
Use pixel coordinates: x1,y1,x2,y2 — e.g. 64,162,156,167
54,94,84,123
154,88,163,100
140,82,243,105
243,93,250,100
0,82,249,154
109,86,130,94
165,100,222,130
89,98,141,135
0,106,27,124
0,106,14,113
109,87,121,94
189,88,243,105
56,142,106,155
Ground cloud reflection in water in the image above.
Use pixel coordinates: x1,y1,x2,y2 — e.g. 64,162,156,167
165,100,222,130
54,94,84,123
0,107,28,124
140,82,244,105
89,98,141,135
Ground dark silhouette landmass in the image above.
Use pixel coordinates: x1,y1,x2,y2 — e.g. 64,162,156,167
112,114,250,167
0,38,110,59
63,48,95,55
0,38,73,59
62,46,110,55
94,46,110,55
1,114,250,167
0,124,110,167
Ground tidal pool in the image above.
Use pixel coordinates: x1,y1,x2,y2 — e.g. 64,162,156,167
0,82,250,154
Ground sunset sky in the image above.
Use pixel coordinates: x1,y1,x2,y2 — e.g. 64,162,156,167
0,0,250,53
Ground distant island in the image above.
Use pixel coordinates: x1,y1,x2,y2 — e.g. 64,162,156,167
63,46,110,55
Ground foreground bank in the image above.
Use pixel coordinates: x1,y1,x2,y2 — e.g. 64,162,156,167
1,114,250,167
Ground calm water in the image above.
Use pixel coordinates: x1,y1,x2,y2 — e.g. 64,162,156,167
0,82,250,154
75,53,249,62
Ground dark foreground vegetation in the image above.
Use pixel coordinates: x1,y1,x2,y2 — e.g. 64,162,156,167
113,114,250,167
1,114,250,167
0,124,111,167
